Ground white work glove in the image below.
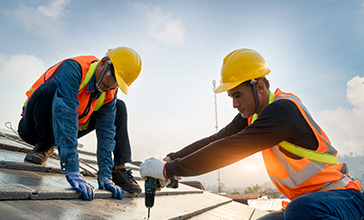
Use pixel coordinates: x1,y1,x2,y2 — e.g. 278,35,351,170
140,157,171,189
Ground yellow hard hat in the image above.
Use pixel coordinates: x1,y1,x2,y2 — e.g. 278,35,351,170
214,48,270,93
108,46,142,95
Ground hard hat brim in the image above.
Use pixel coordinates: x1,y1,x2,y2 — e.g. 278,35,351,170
214,81,244,93
115,72,129,95
108,48,129,95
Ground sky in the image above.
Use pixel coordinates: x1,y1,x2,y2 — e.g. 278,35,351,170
0,0,364,189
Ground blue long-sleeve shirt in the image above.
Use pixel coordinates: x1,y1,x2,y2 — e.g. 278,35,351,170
50,59,116,178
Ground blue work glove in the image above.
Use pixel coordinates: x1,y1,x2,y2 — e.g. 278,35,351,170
66,172,95,201
98,177,124,200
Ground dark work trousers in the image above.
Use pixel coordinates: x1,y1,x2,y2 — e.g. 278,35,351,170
78,99,132,166
18,82,132,166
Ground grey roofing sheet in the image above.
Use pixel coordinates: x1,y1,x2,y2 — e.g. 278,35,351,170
188,201,267,220
248,199,289,212
0,128,268,219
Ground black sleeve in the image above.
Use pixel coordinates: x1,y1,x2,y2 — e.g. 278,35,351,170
167,113,248,160
165,99,315,178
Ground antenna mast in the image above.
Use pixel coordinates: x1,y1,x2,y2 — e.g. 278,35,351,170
212,80,221,194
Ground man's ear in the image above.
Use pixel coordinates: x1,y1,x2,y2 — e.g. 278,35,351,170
257,80,266,93
95,57,109,80
100,56,109,65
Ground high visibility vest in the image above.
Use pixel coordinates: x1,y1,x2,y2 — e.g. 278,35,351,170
24,56,117,125
248,88,361,200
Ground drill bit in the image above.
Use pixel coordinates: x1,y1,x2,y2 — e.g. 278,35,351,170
147,208,151,219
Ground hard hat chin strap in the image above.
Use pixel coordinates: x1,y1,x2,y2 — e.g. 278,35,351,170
95,60,112,93
250,79,259,113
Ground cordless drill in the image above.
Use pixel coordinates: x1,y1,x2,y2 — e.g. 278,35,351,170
145,177,160,219
145,177,179,219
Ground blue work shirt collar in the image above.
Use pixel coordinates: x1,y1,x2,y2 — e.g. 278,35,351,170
86,74,103,99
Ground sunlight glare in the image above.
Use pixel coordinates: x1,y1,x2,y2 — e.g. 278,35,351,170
244,164,257,171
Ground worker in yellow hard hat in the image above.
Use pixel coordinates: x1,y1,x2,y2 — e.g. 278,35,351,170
18,46,142,201
139,48,364,219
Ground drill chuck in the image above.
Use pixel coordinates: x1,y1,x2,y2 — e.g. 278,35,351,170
145,187,155,208
145,177,160,209
144,176,179,219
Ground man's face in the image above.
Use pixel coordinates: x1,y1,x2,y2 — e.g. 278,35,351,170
95,57,118,92
227,84,255,118
99,68,117,92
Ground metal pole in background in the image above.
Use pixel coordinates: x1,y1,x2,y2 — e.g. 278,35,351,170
212,80,221,194
212,80,219,133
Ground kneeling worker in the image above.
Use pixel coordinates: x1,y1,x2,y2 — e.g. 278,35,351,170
19,46,142,200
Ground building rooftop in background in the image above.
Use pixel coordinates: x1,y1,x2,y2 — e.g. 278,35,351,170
0,128,268,220
223,194,262,200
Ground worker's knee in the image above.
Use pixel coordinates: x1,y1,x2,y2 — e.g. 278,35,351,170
284,192,324,220
36,82,57,98
23,82,57,116
116,99,127,115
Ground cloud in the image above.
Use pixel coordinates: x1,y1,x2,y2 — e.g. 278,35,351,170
361,3,364,13
0,53,46,89
6,0,71,39
134,2,186,45
0,53,46,128
320,76,364,154
37,0,71,18
347,76,364,110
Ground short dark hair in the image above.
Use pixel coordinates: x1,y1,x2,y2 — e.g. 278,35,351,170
240,76,270,90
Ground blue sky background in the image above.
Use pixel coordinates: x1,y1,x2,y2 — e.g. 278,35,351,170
0,0,363,188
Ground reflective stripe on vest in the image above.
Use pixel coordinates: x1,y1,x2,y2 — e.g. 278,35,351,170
248,88,361,200
250,92,338,165
79,62,106,112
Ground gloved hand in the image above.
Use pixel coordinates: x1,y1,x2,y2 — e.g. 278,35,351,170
98,177,124,200
140,157,171,189
66,172,94,201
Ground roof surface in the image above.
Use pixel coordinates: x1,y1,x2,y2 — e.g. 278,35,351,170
223,194,262,200
248,199,289,212
0,128,268,219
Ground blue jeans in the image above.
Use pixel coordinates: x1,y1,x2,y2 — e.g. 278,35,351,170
18,82,57,149
18,82,132,166
257,189,364,220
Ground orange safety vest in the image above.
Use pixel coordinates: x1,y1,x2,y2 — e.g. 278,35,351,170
24,56,117,125
248,88,361,200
